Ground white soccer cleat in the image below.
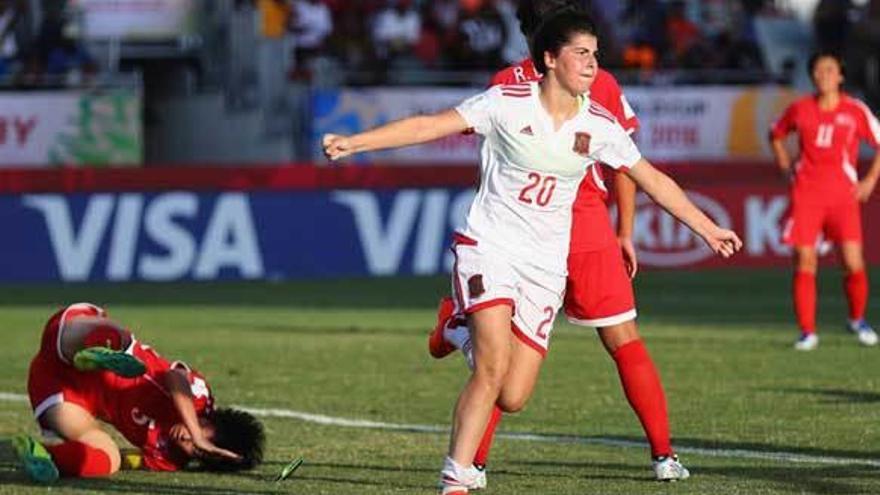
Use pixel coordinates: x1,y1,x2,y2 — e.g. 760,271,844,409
467,465,487,490
847,319,878,347
459,333,475,371
652,455,690,481
439,457,476,494
793,332,819,351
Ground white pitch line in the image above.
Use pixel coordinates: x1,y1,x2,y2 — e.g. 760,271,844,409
236,406,880,468
2,392,877,468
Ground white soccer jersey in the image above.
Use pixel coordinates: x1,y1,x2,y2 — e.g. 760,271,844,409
455,82,642,276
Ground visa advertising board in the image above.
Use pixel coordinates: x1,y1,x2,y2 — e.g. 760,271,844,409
0,165,877,282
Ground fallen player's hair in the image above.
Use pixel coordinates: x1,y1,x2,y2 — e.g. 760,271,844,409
201,407,265,471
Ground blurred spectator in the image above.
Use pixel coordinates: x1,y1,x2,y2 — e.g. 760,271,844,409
325,2,378,76
257,0,291,126
259,0,290,39
325,0,375,75
621,0,667,56
413,11,442,68
291,0,333,73
623,40,657,71
666,1,702,64
584,0,624,66
23,6,96,86
43,34,96,83
372,0,421,62
0,0,26,78
430,0,459,32
453,0,507,69
495,0,528,65
740,0,774,16
849,0,880,108
814,0,854,54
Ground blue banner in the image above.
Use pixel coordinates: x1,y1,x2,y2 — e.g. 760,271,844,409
1,189,474,282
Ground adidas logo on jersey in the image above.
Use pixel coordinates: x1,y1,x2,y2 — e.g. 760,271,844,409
520,125,534,136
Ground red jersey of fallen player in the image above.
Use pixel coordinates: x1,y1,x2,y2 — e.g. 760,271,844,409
102,343,214,471
37,305,214,471
771,93,880,196
489,58,640,252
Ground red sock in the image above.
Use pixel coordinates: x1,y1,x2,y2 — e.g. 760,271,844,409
793,272,817,333
473,405,502,467
844,271,869,321
46,441,113,477
612,339,672,457
83,324,128,350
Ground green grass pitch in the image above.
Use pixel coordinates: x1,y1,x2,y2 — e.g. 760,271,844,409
0,268,878,494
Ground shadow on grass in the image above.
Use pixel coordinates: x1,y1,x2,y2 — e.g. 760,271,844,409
512,458,879,494
585,434,879,466
253,460,585,488
771,387,880,404
0,440,430,493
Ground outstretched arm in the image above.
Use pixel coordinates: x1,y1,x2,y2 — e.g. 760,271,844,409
323,109,470,161
626,158,742,258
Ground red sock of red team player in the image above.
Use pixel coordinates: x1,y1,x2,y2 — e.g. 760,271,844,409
844,271,868,322
612,339,672,457
473,405,502,468
46,441,114,477
793,271,817,333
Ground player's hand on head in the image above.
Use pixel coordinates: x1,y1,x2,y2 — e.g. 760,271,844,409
192,435,241,462
322,133,354,161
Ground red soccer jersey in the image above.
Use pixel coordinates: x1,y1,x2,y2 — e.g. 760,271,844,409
771,93,880,197
489,58,640,252
97,342,214,471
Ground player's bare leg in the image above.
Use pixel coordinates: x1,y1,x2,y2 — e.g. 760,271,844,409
597,320,688,480
35,402,122,478
596,319,640,353
839,242,877,345
441,305,513,494
793,246,820,350
496,341,543,413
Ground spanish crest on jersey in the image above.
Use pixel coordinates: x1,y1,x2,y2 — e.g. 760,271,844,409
573,132,591,156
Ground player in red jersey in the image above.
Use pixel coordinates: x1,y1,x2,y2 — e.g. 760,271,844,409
13,303,264,484
770,52,880,351
427,0,689,487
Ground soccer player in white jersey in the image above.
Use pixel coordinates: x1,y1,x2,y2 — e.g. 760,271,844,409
323,13,741,494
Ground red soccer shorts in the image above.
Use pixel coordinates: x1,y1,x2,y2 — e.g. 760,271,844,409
28,304,108,427
783,192,862,247
564,242,637,328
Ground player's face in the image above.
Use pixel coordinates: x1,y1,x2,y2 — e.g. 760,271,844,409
168,417,217,459
548,32,598,95
812,57,843,96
